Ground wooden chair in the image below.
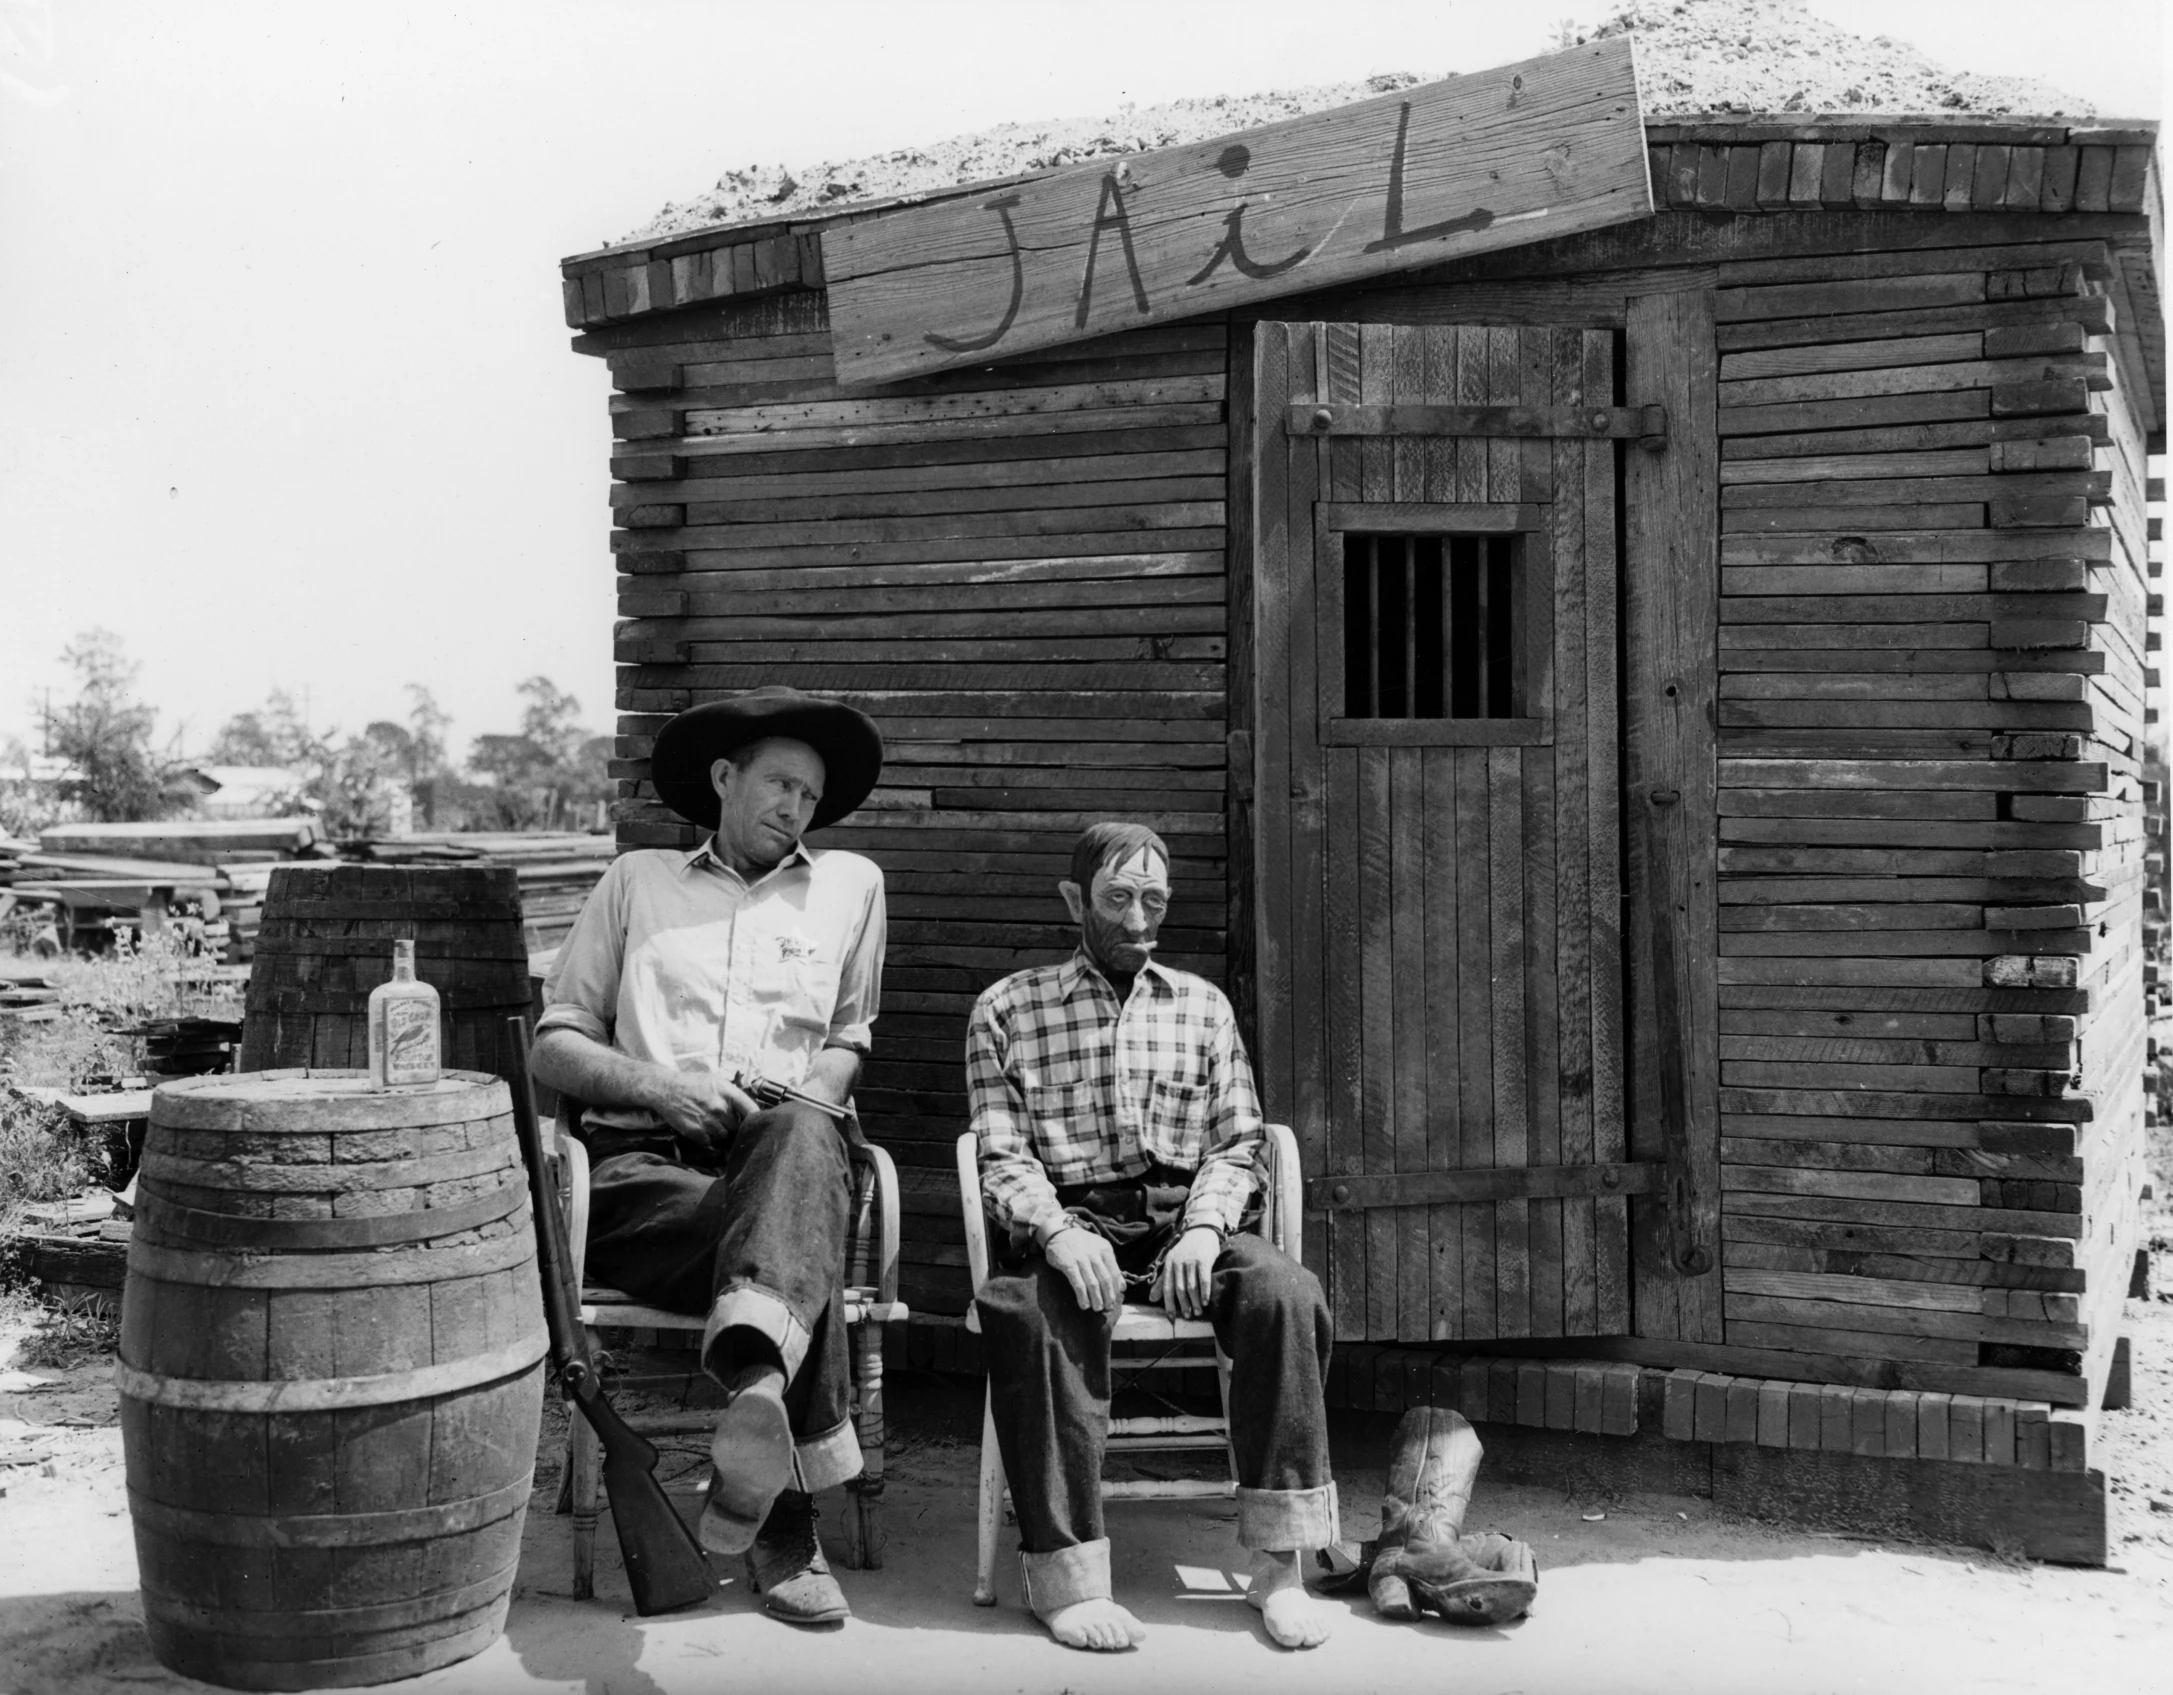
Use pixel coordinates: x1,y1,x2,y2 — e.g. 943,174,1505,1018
954,1123,1303,1606
552,1105,907,1594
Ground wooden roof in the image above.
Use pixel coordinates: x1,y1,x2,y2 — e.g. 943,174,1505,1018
560,114,2163,439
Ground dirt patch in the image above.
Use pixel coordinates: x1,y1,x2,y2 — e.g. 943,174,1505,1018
624,0,2096,243
2099,1210,2173,1566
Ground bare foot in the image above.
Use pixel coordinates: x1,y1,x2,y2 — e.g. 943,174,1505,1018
1036,1598,1146,1652
1247,1550,1332,1649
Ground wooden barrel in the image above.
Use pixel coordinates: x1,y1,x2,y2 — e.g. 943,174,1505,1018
119,1070,548,1690
238,865,531,1078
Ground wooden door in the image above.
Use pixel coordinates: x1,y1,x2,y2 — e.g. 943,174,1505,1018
1250,318,1646,1343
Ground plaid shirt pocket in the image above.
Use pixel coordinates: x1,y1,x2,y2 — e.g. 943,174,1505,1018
1025,1079,1100,1185
1141,1076,1209,1168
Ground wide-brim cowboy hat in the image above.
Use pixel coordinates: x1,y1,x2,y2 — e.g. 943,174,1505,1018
650,687,883,831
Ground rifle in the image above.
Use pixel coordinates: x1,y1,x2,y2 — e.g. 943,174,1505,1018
504,1016,714,1616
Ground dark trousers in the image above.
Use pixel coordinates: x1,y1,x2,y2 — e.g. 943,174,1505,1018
973,1176,1337,1576
584,1103,854,1470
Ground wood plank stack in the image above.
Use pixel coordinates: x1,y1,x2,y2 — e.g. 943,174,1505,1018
1704,243,2150,1412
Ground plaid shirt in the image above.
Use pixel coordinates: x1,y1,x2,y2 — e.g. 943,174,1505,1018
967,950,1262,1242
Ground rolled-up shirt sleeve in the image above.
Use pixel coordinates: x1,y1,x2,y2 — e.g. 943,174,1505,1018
824,868,886,1055
537,857,628,1046
967,988,1066,1244
1181,996,1264,1235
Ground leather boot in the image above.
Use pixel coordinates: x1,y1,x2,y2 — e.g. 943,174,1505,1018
1406,1530,1539,1626
745,1490,851,1627
701,1364,794,1557
1368,1406,1482,1619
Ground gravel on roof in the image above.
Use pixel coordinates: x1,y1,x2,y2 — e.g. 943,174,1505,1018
620,0,2096,244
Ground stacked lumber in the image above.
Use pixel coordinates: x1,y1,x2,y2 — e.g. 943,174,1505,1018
1643,121,2158,223
582,292,1228,1316
36,819,320,863
562,221,824,334
1707,242,2150,1406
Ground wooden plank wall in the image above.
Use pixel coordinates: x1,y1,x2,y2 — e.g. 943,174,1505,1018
1707,244,2149,1412
1277,205,2156,1408
583,292,1230,1318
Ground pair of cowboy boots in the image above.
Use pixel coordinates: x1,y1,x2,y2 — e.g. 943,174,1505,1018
1322,1405,1539,1627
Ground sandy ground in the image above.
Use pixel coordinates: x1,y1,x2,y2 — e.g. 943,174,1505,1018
3,1265,2170,1695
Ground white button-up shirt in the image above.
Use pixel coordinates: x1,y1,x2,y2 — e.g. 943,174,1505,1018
538,839,886,1133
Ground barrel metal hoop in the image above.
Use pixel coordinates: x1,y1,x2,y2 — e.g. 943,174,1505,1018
138,1140,514,1194
250,936,532,961
115,1333,548,1415
141,1567,520,1637
132,1185,525,1249
124,1229,536,1290
125,1474,535,1548
258,899,524,922
144,1610,507,1687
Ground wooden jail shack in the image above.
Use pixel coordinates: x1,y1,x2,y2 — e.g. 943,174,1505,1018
558,39,2165,1552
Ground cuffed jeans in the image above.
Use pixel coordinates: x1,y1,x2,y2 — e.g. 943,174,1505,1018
972,1173,1339,1611
582,1102,861,1492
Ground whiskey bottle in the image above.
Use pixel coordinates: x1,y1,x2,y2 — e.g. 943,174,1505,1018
367,938,442,1088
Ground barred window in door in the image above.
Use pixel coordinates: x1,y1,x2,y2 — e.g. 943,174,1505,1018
1340,532,1519,721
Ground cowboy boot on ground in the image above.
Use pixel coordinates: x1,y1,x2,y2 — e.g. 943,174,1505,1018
1368,1405,1484,1618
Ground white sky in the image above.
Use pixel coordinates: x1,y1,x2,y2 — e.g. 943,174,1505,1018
0,1,2163,761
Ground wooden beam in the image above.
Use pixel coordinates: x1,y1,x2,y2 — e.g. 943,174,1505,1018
1625,287,1726,1342
1288,402,1667,441
823,41,1650,384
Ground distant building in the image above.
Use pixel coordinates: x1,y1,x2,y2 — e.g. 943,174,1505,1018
1,753,80,785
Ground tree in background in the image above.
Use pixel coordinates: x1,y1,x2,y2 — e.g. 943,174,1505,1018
46,630,196,823
205,689,405,837
0,733,51,838
204,687,324,771
518,677,584,768
406,686,452,825
203,687,323,816
459,677,610,830
316,733,406,838
189,675,611,836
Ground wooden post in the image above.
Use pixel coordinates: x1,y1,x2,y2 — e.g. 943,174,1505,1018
1228,318,1260,1053
1625,289,1725,1343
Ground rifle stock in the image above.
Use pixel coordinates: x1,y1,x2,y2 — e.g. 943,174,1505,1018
507,1018,713,1617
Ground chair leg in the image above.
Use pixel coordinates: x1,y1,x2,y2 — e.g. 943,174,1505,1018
974,1383,1005,1607
553,1414,574,1515
569,1383,603,1602
841,1319,887,1571
1215,1348,1238,1493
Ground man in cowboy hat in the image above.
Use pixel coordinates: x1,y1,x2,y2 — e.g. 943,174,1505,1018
532,686,887,1627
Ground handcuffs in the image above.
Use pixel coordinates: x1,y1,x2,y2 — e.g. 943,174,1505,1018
1046,1213,1227,1289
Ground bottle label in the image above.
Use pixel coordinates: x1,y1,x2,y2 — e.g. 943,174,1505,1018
382,997,440,1086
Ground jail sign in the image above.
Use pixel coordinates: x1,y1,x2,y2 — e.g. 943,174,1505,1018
820,40,1649,387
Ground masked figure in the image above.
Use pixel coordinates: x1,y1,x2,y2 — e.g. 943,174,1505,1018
967,821,1339,1652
